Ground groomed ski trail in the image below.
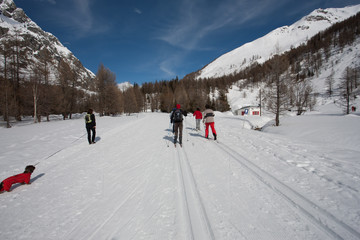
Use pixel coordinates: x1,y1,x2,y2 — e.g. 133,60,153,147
174,145,215,240
214,142,360,240
1,113,359,240
186,115,360,240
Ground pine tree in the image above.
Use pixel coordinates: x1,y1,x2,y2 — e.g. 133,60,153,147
339,67,355,114
326,70,335,97
57,59,73,119
95,63,122,116
124,87,138,115
0,39,13,128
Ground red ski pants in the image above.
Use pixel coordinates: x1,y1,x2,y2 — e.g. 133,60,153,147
205,122,217,138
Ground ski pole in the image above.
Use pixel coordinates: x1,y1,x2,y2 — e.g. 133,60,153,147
71,133,87,144
185,116,189,142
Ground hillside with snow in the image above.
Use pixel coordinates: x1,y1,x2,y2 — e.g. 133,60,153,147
227,36,360,112
117,81,133,91
197,4,360,80
0,0,95,85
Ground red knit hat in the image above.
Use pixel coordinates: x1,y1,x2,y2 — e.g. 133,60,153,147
176,104,181,109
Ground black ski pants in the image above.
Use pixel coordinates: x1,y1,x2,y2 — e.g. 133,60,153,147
86,126,96,144
173,121,183,144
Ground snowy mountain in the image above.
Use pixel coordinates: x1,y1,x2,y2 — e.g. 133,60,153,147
197,4,360,80
0,0,95,86
227,36,360,111
117,81,133,92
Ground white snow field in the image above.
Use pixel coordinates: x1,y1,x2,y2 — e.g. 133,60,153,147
0,106,359,240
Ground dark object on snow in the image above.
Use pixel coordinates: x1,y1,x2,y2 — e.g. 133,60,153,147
170,104,187,145
85,108,96,144
0,165,36,192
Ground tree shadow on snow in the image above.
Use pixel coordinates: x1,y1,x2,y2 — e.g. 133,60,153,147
186,127,199,131
189,132,203,138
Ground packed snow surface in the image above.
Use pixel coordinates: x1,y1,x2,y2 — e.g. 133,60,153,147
0,106,359,240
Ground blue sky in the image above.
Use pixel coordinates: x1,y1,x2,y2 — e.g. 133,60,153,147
15,0,360,84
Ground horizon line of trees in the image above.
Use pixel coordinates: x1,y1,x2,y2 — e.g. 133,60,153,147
1,12,359,128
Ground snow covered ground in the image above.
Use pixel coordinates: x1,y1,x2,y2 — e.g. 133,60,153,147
0,104,359,240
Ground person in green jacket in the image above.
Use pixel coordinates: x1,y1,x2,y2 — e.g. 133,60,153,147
85,108,96,144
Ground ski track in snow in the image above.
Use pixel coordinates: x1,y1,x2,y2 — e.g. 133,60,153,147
0,112,359,240
184,116,360,240
214,142,360,240
174,145,215,240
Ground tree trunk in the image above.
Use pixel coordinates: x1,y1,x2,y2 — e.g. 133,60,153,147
33,85,38,123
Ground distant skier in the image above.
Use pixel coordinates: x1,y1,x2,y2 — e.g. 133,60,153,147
193,108,203,131
203,104,217,140
0,165,36,192
85,108,96,144
170,104,187,146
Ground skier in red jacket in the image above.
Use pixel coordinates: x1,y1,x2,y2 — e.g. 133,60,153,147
0,165,36,192
193,108,203,131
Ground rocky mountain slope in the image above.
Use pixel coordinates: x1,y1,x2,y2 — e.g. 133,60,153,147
0,0,95,87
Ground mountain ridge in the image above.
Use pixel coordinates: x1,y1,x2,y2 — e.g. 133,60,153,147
0,0,95,87
196,4,360,80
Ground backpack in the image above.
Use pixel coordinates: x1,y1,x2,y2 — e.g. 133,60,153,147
85,114,92,124
173,109,183,122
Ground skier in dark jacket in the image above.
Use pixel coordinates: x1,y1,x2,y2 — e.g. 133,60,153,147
170,107,177,133
85,108,96,144
170,104,187,146
0,165,36,192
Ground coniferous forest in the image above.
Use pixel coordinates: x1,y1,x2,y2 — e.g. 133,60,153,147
1,12,359,127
